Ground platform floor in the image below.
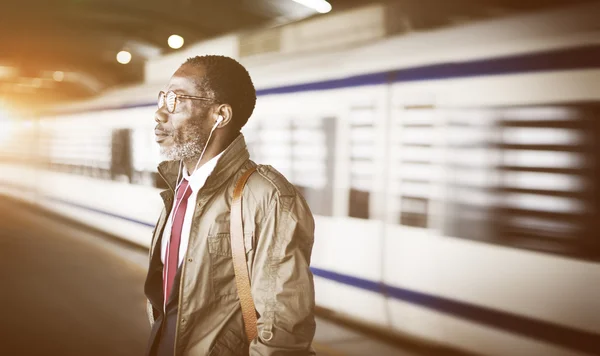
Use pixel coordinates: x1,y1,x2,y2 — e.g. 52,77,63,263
0,198,418,356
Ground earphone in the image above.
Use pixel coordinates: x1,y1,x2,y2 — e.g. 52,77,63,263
172,114,223,191
163,113,224,309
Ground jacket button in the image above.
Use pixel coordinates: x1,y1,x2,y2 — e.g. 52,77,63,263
187,258,193,262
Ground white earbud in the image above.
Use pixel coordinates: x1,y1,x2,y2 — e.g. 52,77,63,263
216,115,224,125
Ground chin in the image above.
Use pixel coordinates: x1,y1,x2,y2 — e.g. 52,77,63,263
159,146,179,161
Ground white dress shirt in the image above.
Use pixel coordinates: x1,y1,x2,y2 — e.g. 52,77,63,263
161,152,224,267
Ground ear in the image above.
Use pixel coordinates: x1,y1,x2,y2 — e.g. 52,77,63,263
215,104,233,128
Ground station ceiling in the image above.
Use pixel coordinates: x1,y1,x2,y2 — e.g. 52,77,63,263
0,0,593,107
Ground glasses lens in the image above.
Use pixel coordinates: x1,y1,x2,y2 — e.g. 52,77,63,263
166,91,177,112
158,92,165,109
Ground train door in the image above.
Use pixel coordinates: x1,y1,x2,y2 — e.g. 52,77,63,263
323,86,391,326
382,87,444,341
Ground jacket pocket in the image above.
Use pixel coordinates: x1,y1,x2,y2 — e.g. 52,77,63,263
208,228,254,298
208,328,248,356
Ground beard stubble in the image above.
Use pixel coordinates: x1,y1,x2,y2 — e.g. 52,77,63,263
160,118,210,161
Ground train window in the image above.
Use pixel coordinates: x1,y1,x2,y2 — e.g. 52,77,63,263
242,117,336,216
400,196,428,227
249,118,293,178
131,129,158,187
348,107,374,219
444,104,600,261
43,125,113,181
349,188,369,219
443,109,497,241
291,117,335,216
389,105,438,227
110,128,133,183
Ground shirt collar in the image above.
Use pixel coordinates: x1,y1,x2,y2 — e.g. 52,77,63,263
181,151,224,192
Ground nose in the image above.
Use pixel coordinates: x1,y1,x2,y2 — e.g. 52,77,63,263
155,109,168,123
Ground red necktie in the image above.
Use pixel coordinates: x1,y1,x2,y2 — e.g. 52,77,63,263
163,178,193,304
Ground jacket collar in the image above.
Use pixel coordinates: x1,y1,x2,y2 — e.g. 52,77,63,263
157,133,250,196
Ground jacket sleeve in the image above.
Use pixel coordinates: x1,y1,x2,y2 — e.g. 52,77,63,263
249,192,317,355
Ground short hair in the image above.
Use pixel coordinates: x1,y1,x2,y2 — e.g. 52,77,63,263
182,55,256,130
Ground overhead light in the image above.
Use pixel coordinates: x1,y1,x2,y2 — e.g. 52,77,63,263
117,50,132,64
53,71,64,82
168,34,184,49
291,0,332,14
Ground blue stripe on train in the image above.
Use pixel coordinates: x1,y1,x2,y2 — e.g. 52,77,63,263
257,45,600,96
48,44,600,116
38,194,600,355
311,267,600,355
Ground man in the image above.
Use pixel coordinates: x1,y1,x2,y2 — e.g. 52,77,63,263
144,55,317,356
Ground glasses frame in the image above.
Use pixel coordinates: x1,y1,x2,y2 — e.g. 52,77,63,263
158,90,215,113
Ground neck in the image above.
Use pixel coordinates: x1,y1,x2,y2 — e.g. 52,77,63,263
182,152,214,175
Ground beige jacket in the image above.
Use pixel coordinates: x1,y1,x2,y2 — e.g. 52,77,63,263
146,133,317,356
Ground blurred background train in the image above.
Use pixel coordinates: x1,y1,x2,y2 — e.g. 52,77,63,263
1,1,599,356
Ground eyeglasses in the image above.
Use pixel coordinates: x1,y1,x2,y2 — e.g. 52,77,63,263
157,90,215,113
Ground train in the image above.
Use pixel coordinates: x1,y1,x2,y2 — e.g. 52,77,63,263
0,2,598,355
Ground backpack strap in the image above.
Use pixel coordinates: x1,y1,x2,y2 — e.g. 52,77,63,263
230,165,259,343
